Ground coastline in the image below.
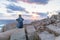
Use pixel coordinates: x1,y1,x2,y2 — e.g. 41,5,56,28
0,20,34,32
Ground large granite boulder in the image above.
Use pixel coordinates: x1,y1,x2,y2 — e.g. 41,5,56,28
2,22,17,32
38,31,55,40
0,28,25,40
55,36,60,40
10,28,26,40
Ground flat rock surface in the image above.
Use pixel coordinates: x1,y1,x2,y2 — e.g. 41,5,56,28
26,25,36,34
55,36,60,40
0,28,26,40
38,31,55,40
26,25,36,40
46,25,60,34
10,28,26,40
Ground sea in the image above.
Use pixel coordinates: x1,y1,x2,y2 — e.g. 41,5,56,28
0,20,33,32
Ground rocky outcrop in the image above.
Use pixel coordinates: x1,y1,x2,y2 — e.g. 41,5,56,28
0,28,28,40
10,28,26,40
55,36,60,40
1,13,60,40
2,22,17,32
2,13,60,32
31,13,60,27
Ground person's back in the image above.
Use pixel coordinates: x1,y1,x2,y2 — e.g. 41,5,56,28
16,15,24,28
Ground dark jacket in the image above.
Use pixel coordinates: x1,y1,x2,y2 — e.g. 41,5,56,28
16,17,24,28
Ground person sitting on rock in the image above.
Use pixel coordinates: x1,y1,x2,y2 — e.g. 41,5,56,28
16,15,24,28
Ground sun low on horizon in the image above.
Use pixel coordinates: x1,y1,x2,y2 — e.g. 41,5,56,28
0,0,60,20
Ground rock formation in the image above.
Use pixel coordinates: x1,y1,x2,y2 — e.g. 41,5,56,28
0,13,60,40
2,22,17,32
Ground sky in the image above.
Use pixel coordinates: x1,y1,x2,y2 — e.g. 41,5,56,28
0,0,60,20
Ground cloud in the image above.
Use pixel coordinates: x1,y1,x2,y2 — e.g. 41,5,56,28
23,15,32,17
6,3,29,13
0,0,60,20
38,13,48,16
8,0,17,2
36,13,48,17
29,0,49,4
7,4,25,11
8,0,49,4
0,13,4,17
7,9,14,13
20,0,49,4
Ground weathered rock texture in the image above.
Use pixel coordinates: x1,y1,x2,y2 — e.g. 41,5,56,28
0,13,60,40
10,28,26,40
0,28,25,40
2,22,17,32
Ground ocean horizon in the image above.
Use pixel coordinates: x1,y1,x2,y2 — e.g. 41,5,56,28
0,20,33,30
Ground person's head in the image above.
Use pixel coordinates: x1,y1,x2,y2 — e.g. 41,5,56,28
19,14,21,17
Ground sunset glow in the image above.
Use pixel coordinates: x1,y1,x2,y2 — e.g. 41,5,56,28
0,0,60,20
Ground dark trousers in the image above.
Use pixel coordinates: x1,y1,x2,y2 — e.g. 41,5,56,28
17,23,23,28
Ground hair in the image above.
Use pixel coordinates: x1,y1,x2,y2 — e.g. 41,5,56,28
19,14,21,17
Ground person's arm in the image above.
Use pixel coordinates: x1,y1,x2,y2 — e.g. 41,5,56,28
16,19,18,21
22,18,24,21
16,18,20,22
